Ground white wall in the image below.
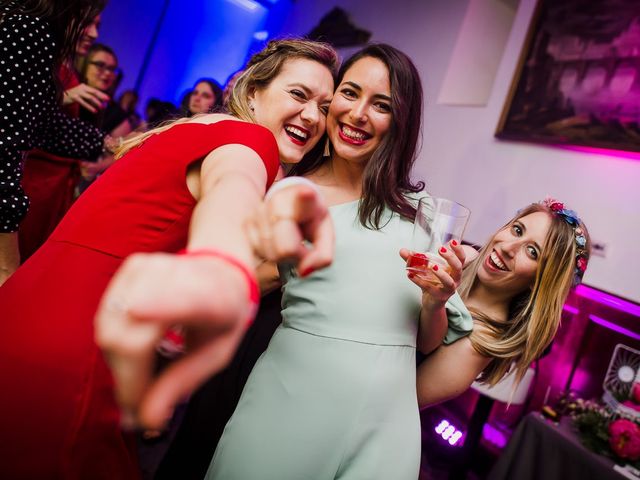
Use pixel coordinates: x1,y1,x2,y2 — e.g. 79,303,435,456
276,0,640,302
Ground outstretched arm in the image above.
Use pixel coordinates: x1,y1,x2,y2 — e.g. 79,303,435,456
96,153,334,430
96,144,270,429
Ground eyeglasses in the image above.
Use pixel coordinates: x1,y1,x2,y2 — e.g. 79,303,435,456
89,61,120,75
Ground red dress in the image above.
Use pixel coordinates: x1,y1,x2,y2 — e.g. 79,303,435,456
19,64,86,261
0,121,279,480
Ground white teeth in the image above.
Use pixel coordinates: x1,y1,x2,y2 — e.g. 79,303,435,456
490,251,507,271
342,125,366,140
285,125,308,140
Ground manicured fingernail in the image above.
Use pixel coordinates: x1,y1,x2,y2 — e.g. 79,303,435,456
432,264,439,271
440,247,447,254
452,240,458,247
300,267,315,277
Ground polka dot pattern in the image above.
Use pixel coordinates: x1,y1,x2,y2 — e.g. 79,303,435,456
0,9,104,232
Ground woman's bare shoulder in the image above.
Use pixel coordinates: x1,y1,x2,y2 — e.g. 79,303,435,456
188,113,243,125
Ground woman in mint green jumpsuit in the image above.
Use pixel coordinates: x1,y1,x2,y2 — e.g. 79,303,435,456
206,44,473,480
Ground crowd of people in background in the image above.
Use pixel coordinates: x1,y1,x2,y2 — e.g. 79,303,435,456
0,0,238,277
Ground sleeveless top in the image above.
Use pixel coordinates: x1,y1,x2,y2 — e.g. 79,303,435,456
281,199,473,347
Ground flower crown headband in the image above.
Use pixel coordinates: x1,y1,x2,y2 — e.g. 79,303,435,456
540,197,588,285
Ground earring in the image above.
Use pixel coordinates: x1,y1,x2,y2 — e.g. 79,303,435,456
249,101,255,111
323,137,331,157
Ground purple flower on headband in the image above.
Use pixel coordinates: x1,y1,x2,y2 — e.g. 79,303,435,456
576,256,587,273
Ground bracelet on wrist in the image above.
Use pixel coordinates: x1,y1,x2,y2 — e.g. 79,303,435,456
177,248,259,325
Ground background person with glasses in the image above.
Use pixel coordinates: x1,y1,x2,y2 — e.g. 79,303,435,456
77,43,135,192
80,43,131,136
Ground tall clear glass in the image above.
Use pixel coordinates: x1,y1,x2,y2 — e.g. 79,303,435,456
405,196,470,284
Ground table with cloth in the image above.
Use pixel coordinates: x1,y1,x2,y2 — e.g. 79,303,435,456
488,412,633,480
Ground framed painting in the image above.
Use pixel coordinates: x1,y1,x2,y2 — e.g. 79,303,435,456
496,0,640,152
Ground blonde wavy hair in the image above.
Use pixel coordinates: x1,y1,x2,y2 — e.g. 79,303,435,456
459,203,591,387
116,38,339,158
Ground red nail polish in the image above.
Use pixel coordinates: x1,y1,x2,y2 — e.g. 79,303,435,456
408,273,415,279
300,267,315,277
440,247,447,254
433,264,439,271
452,240,458,247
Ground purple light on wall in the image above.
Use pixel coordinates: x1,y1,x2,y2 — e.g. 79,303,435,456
590,314,640,341
558,144,640,161
563,304,579,315
434,419,464,446
576,285,640,317
568,368,593,394
481,423,508,449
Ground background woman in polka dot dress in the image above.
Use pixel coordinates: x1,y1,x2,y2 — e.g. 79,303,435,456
0,0,106,285
18,12,110,262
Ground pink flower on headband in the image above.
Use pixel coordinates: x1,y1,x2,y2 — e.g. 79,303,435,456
541,196,564,212
541,196,587,285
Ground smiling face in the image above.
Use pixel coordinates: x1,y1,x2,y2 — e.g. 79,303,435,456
86,51,118,92
477,211,552,298
250,57,334,165
189,82,216,114
77,14,101,56
327,56,392,166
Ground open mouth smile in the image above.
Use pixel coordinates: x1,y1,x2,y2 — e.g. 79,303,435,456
487,250,509,271
285,124,310,146
338,123,371,145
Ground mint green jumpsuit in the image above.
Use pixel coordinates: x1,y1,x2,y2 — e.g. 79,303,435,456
206,199,472,480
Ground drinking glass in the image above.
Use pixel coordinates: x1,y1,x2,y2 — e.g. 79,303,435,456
405,197,470,284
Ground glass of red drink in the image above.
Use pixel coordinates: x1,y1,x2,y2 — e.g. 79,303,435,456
406,196,470,283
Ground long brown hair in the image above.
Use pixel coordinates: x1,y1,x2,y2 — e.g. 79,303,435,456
1,0,106,99
117,38,338,158
459,203,591,387
290,43,425,228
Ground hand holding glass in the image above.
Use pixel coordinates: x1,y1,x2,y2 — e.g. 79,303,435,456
405,197,470,284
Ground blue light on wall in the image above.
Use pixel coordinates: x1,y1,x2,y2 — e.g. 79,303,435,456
99,0,291,113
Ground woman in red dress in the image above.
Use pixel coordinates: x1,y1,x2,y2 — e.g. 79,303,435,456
0,39,337,479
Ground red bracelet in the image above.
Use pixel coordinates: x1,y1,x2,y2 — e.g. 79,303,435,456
177,248,260,324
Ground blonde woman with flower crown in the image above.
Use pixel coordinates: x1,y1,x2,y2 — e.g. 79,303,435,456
412,198,591,406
